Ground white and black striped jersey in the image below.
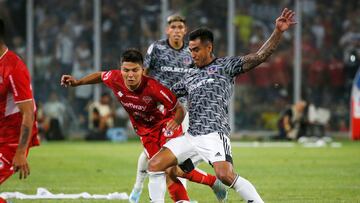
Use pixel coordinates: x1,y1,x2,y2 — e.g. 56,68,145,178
144,39,195,105
171,56,244,137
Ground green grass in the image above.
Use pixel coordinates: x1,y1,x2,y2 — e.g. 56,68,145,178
1,141,360,202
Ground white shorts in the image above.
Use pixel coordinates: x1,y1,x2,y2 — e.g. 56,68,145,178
164,131,233,165
181,111,189,133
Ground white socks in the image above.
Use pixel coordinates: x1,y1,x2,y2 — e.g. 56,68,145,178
148,171,166,203
133,151,149,190
232,175,264,203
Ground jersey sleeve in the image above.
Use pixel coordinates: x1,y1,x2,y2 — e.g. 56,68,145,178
144,43,155,70
9,60,33,103
101,70,116,88
170,78,188,98
221,56,245,77
152,81,178,112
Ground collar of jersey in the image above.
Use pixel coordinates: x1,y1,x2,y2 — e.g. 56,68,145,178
166,39,185,51
197,57,217,69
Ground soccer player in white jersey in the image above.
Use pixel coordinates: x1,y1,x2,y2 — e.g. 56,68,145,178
147,8,296,203
129,15,227,203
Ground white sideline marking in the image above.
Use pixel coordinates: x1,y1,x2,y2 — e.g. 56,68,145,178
0,187,128,200
232,142,295,148
232,142,342,148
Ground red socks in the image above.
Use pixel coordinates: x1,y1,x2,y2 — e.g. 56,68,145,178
183,168,217,187
168,181,190,202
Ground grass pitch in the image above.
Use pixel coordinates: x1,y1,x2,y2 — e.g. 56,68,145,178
1,140,360,203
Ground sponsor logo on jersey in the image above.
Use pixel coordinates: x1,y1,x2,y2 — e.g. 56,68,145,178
188,78,215,93
117,91,123,97
142,96,152,104
207,65,218,74
215,152,222,157
121,101,146,111
160,66,194,73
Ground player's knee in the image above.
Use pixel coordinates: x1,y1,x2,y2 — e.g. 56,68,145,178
147,158,162,172
215,170,235,186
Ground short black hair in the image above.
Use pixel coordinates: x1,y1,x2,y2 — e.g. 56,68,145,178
167,14,186,25
121,48,143,65
189,28,214,44
0,19,5,41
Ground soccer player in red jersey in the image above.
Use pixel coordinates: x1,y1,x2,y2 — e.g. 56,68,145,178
61,49,222,202
0,19,40,203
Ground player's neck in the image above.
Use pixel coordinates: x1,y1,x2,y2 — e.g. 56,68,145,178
168,39,184,50
125,80,142,91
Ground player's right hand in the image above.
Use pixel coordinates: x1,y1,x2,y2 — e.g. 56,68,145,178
13,150,30,180
61,75,77,87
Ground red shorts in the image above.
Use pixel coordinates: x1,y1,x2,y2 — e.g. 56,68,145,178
0,145,29,185
140,125,183,159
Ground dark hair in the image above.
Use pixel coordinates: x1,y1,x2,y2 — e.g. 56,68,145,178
121,48,143,65
167,14,186,25
189,28,214,44
0,19,5,41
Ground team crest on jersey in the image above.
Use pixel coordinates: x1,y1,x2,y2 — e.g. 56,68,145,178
162,128,174,137
207,66,218,74
142,96,152,104
183,56,192,65
0,160,3,169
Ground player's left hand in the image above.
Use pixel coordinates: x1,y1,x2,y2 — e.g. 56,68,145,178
166,119,180,131
12,150,30,180
275,8,296,32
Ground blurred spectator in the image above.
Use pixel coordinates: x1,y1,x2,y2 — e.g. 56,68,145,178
43,92,66,140
275,100,308,140
86,93,114,140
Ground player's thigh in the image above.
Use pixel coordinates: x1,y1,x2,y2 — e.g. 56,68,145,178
163,134,197,164
192,132,233,164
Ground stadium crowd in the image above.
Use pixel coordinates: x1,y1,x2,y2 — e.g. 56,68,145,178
0,0,359,138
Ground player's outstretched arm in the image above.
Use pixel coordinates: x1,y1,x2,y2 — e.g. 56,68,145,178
61,72,103,87
242,8,296,72
166,103,186,131
13,100,34,180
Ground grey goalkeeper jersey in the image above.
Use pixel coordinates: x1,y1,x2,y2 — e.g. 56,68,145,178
171,56,245,137
144,39,195,105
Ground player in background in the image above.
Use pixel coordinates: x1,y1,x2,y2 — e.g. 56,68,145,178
129,14,227,203
0,19,40,203
147,8,296,203
61,49,225,202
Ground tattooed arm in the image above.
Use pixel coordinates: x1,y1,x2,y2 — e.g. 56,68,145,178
13,100,34,180
242,8,296,72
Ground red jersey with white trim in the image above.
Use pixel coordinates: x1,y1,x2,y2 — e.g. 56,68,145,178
102,70,178,137
0,50,39,146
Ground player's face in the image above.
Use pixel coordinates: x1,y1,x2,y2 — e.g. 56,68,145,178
166,21,186,43
189,39,213,67
121,62,144,89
